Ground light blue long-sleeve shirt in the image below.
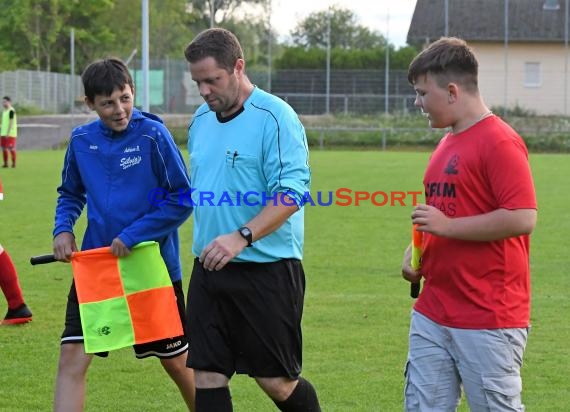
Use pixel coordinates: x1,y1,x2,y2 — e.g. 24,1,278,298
188,87,310,262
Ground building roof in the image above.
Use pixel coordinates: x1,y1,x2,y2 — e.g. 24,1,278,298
407,0,568,46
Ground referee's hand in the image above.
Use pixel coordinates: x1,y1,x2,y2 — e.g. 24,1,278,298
200,232,248,271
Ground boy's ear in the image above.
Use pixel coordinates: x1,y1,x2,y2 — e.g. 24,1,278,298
84,96,95,110
447,83,459,103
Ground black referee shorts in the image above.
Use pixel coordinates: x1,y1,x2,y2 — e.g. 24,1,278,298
61,279,189,359
186,258,306,379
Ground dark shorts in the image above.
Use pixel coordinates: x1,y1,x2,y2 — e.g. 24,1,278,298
1,136,16,149
61,279,188,359
186,258,305,379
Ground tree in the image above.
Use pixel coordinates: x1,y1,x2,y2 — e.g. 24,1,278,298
61,0,118,73
0,0,116,72
150,0,199,59
187,0,277,69
0,49,19,72
189,0,269,28
276,6,417,70
0,0,198,73
0,0,66,71
101,0,197,61
290,6,386,50
389,46,419,71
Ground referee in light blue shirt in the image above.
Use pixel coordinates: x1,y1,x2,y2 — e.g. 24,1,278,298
184,28,320,412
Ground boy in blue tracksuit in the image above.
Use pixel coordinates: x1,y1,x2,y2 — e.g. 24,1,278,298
52,58,195,411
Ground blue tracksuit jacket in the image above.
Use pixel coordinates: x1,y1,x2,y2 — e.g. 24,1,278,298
53,109,192,281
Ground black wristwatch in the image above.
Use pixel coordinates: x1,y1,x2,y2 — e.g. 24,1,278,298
238,226,253,247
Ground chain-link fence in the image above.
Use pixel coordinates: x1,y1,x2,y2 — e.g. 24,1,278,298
0,70,83,113
268,69,415,114
128,58,417,115
0,60,415,115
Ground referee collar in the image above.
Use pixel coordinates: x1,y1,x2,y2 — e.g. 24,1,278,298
216,106,245,123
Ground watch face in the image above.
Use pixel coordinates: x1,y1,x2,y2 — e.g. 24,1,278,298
239,227,252,245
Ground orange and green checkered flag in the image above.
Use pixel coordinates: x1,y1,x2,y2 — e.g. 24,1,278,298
411,224,423,271
71,241,183,353
410,224,423,298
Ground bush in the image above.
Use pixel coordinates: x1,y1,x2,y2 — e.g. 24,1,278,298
14,103,48,116
490,104,537,118
170,127,188,146
173,113,570,153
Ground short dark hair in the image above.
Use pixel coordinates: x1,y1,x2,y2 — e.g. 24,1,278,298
2,96,10,101
184,28,244,73
81,58,134,102
408,37,479,92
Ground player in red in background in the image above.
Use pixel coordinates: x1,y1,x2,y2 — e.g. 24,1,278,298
0,177,32,324
1,96,18,168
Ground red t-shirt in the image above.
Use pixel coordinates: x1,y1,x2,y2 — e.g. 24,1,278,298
415,115,537,329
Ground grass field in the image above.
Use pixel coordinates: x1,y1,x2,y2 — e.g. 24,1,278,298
0,149,568,411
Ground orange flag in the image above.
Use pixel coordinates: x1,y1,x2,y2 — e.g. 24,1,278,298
71,241,183,353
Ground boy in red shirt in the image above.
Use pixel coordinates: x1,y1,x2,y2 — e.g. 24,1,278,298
401,37,537,411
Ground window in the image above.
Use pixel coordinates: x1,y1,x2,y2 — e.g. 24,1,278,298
524,62,541,87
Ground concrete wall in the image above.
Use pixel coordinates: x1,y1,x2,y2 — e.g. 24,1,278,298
18,114,191,150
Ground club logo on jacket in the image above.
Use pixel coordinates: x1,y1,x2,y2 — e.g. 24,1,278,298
444,155,459,175
120,156,142,170
124,145,140,153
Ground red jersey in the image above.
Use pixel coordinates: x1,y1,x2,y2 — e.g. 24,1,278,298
415,115,537,329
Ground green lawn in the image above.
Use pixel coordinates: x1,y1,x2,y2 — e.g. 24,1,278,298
0,149,567,411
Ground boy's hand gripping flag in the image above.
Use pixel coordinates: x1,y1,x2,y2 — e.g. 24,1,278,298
70,241,183,353
410,224,423,298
